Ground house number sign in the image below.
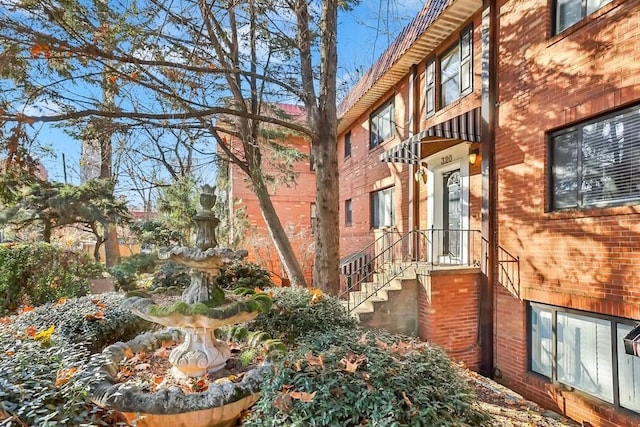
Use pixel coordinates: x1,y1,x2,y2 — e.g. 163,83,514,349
441,155,453,165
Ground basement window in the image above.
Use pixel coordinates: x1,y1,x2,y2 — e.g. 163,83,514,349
528,303,640,413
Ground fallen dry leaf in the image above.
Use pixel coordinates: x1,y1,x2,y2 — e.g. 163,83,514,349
375,339,388,349
305,352,324,367
25,325,37,337
124,347,135,359
20,306,34,313
91,299,107,309
401,391,413,407
0,317,11,325
358,332,369,345
294,359,302,372
55,367,78,387
273,393,292,413
290,391,316,402
339,353,367,374
56,297,67,305
309,288,323,304
84,311,104,320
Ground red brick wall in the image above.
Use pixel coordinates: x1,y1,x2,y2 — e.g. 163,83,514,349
227,133,316,285
495,0,640,425
418,269,481,371
337,82,412,260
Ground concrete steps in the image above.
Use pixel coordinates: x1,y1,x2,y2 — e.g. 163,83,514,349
343,262,417,317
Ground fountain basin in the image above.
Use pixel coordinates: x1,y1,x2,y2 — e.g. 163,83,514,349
87,330,267,427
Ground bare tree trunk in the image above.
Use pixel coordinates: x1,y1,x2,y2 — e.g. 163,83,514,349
98,1,120,268
296,0,340,293
253,177,307,288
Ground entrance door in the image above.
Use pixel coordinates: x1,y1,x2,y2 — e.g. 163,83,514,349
442,169,461,261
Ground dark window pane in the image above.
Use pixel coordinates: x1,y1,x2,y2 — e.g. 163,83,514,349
551,131,579,209
556,0,583,32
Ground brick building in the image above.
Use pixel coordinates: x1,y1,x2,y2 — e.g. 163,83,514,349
337,0,640,425
220,104,315,285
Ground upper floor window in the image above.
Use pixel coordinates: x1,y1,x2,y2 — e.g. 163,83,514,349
371,187,394,229
370,99,395,149
425,58,435,116
344,131,352,159
549,103,640,210
554,0,612,34
529,303,640,413
310,202,317,233
439,26,473,108
345,199,353,226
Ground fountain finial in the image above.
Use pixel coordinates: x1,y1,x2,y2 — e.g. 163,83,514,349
195,184,219,250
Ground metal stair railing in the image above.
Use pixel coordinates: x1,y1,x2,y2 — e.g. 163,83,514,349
339,230,417,312
339,228,483,313
497,245,520,298
481,238,521,297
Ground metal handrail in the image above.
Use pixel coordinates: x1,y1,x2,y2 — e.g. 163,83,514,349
481,237,521,297
340,230,416,311
340,228,484,312
497,245,520,298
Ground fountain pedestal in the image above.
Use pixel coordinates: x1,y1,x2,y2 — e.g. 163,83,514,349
169,327,231,377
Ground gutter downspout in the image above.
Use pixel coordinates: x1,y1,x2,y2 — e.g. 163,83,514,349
408,64,419,234
480,0,498,378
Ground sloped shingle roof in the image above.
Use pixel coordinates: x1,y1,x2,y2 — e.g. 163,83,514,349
337,0,481,133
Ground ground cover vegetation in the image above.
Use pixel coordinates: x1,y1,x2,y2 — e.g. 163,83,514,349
0,272,492,426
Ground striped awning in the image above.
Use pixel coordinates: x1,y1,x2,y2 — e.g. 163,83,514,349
380,107,481,164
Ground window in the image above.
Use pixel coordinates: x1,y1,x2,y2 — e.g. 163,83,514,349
370,99,394,148
425,58,435,116
309,147,316,171
345,199,353,226
310,203,317,233
528,303,640,413
550,103,640,210
371,187,394,228
439,26,472,108
344,131,352,159
554,0,612,34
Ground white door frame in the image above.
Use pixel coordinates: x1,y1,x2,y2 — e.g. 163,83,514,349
424,143,470,265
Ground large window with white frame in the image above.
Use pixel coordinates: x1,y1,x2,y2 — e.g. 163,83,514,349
554,0,612,35
438,26,473,108
371,187,394,229
529,303,640,413
369,99,395,149
549,102,640,210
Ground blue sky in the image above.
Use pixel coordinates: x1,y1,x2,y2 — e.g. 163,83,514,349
37,0,422,193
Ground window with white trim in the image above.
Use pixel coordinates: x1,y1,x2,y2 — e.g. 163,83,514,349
371,187,394,229
344,131,352,159
370,99,395,148
425,58,435,116
528,303,640,413
310,202,317,233
345,199,353,226
550,103,640,210
439,26,473,108
554,0,612,34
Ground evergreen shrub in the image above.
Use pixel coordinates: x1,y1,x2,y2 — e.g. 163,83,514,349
0,243,104,315
247,287,357,344
244,328,491,426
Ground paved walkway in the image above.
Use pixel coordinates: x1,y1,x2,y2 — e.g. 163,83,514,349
466,371,580,426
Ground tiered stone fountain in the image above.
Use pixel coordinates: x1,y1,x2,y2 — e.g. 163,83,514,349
87,185,272,427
